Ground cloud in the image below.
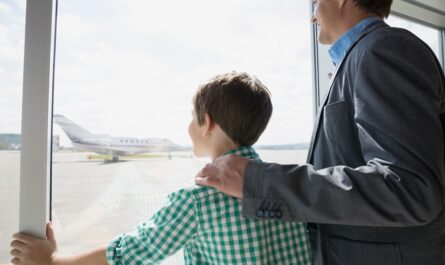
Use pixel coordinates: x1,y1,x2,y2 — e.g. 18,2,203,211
3,0,317,146
57,13,94,41
0,1,25,134
12,0,26,11
0,2,12,14
54,0,315,145
0,87,22,133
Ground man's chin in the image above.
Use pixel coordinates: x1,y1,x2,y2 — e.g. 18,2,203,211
317,32,334,45
318,37,332,45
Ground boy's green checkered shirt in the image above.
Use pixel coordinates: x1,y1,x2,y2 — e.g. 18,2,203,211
106,146,311,265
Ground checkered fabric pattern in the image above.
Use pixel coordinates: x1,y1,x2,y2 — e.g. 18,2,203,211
106,146,311,265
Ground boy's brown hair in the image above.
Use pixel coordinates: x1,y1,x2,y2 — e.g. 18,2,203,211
353,0,393,18
193,71,272,146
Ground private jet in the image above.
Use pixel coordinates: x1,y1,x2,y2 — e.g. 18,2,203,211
53,115,183,161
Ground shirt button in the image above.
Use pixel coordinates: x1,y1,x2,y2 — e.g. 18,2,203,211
276,210,282,219
256,209,265,218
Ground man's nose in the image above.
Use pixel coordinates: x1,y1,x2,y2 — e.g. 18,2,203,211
311,14,317,24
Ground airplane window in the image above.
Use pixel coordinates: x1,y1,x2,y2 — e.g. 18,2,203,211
52,0,312,263
386,15,441,61
0,1,25,262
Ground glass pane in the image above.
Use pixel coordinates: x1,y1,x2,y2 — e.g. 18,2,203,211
52,0,313,264
316,43,332,107
0,0,26,264
386,15,441,60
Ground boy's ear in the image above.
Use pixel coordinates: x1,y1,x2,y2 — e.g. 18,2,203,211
203,113,214,136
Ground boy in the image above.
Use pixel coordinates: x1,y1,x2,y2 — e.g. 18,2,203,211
11,72,311,265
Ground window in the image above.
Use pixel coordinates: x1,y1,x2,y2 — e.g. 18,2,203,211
52,0,313,263
11,1,445,265
386,14,442,61
0,1,25,263
314,14,444,110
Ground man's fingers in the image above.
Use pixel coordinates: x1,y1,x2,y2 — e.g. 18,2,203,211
196,163,217,178
10,240,27,252
195,175,221,188
195,163,220,187
12,233,35,244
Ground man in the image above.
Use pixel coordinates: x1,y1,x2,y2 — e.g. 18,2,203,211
196,0,445,264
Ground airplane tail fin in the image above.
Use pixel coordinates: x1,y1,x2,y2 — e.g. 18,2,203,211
53,115,92,142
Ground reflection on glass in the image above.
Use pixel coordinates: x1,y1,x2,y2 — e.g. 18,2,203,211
52,0,313,264
386,15,441,60
0,0,26,263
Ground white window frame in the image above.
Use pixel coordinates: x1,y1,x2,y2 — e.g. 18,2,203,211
19,0,57,238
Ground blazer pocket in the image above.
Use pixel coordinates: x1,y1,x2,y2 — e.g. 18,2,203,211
323,100,346,143
327,236,403,265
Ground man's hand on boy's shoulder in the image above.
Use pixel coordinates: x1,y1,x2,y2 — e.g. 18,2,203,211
195,154,250,199
10,223,58,265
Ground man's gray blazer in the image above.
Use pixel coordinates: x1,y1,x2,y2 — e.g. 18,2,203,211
243,20,445,264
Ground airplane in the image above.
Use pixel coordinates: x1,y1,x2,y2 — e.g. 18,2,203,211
53,115,183,161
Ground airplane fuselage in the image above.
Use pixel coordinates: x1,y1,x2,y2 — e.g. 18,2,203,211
53,115,182,160
71,137,178,156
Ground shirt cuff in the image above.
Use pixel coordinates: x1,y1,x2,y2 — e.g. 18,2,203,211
106,234,126,265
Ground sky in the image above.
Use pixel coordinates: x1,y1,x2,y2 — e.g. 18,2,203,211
1,0,315,147
0,0,441,147
0,0,25,140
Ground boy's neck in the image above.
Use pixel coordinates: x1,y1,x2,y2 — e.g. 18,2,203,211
210,139,239,161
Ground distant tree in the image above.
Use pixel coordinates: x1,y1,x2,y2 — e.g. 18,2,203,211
0,141,10,150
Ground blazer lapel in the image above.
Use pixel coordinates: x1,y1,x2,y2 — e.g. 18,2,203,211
306,20,388,163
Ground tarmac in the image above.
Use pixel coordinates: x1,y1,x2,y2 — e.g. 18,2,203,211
0,149,307,265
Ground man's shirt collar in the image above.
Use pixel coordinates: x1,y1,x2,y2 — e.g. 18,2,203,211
328,16,382,66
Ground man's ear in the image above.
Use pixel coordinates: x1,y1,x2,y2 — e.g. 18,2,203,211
203,113,215,136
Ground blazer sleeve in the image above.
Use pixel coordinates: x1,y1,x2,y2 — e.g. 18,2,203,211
243,36,445,227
